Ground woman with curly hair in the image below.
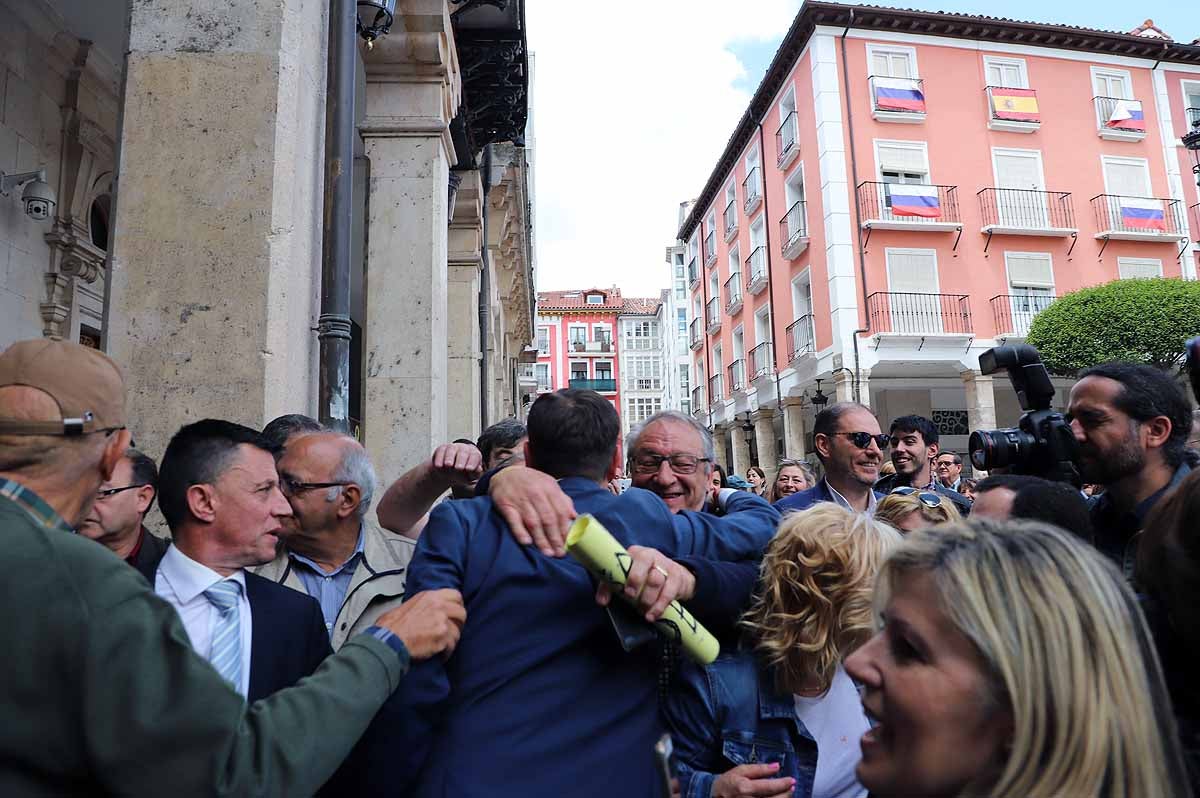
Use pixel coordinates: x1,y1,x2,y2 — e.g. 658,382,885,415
874,487,962,534
663,504,901,798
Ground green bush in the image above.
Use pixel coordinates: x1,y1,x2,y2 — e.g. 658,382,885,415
1025,278,1200,375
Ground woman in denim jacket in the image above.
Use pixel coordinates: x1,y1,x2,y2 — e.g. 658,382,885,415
662,505,901,798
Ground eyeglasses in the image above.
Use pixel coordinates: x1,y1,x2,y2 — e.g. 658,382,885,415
96,484,149,500
631,453,710,475
832,432,890,450
935,460,961,469
890,486,943,507
279,476,352,497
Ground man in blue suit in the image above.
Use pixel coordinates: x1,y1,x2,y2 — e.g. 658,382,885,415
392,389,779,797
775,402,887,516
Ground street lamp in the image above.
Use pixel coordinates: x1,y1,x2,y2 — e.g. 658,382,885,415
356,0,396,44
810,379,829,409
1184,118,1200,189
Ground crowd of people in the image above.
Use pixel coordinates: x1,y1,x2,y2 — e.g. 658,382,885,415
0,334,1198,797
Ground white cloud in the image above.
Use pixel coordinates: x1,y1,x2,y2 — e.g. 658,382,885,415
525,0,802,298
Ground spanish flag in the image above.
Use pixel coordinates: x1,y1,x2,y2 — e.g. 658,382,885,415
990,88,1040,122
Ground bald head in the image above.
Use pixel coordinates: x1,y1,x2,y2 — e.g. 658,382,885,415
278,432,377,518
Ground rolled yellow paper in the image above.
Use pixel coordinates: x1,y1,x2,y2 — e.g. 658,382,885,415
566,514,720,665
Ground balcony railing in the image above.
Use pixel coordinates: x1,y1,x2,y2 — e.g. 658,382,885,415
743,168,762,215
569,340,612,353
691,385,706,413
744,246,768,294
704,230,717,265
706,297,722,332
1094,96,1146,140
991,293,1056,337
858,182,961,230
1091,195,1186,240
1191,203,1200,242
568,378,616,393
724,271,743,314
749,341,773,379
780,200,809,259
869,76,926,122
709,373,724,404
786,315,815,360
985,86,1040,132
978,188,1076,236
723,199,738,241
687,256,699,287
867,292,973,335
776,111,799,167
727,360,746,393
689,318,703,350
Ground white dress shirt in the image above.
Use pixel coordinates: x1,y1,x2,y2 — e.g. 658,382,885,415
155,545,253,697
826,479,879,517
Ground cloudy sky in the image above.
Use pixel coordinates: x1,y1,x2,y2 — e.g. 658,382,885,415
524,0,1194,299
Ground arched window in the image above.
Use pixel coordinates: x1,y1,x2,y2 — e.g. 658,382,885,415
90,194,112,251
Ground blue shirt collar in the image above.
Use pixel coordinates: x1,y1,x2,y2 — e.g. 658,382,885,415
288,525,366,577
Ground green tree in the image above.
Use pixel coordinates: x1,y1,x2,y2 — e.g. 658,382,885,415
1025,278,1200,375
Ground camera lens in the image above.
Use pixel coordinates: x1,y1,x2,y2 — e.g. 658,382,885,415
969,427,1035,471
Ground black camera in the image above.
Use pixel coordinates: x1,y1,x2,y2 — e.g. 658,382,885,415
968,344,1080,484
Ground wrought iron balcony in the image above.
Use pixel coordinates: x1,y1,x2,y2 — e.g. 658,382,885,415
1091,195,1185,241
724,271,743,315
776,111,799,168
978,188,1076,237
689,318,703,350
687,256,699,288
1191,203,1200,243
727,360,746,393
706,297,722,333
704,230,717,266
1093,96,1147,141
568,378,617,393
985,86,1040,133
691,385,706,413
869,76,926,123
786,315,815,361
867,292,973,336
991,293,1056,338
723,199,738,242
743,168,763,216
749,341,773,379
709,373,723,403
858,182,962,231
780,201,809,259
744,246,768,295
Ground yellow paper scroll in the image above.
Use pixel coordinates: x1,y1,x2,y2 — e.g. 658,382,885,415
566,514,719,665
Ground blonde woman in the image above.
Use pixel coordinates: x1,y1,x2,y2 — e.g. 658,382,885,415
846,518,1190,798
874,487,961,534
663,504,901,798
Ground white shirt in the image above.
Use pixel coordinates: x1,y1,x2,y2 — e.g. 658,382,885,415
793,665,870,798
155,545,253,697
825,480,878,517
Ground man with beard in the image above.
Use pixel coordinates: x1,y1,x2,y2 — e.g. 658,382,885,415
875,415,971,516
775,403,886,515
1067,362,1192,577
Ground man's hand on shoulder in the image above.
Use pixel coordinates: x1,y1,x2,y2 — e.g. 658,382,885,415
375,589,466,660
595,544,696,622
488,465,576,557
430,442,483,488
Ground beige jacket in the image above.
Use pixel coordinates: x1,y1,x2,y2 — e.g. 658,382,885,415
254,521,416,651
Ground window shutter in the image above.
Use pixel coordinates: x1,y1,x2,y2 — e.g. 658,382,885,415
1118,258,1162,279
887,250,937,292
878,144,928,175
1007,254,1054,287
1104,160,1150,197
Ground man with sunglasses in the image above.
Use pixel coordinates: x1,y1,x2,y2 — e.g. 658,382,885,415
775,402,887,515
78,448,167,582
875,415,971,517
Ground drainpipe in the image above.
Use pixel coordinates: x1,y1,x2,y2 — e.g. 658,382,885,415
840,10,871,404
479,144,493,431
757,121,787,462
317,0,356,433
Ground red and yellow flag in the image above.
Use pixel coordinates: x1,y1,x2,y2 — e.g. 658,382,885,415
990,88,1040,122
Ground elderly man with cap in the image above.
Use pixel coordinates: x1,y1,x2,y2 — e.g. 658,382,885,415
0,338,466,797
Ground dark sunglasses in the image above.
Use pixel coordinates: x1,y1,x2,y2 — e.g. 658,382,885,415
833,432,890,450
891,486,943,507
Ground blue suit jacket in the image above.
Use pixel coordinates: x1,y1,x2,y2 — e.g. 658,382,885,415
773,479,884,515
390,478,779,798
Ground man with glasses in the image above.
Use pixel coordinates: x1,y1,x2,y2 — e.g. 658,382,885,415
776,402,887,515
259,431,416,649
934,451,964,491
78,448,167,581
876,415,971,517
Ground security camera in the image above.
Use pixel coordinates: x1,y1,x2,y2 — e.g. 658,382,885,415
21,179,56,221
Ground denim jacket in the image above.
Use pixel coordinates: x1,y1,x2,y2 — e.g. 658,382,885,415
662,649,819,798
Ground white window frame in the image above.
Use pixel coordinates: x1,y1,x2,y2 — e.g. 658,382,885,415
1182,80,1200,115
744,145,763,203
569,360,589,379
594,359,613,380
585,293,604,305
536,326,551,352
982,55,1029,89
779,86,797,126
784,163,806,206
727,244,740,280
749,216,766,250
534,362,550,387
754,304,772,344
884,247,941,294
1090,66,1132,100
1100,155,1153,197
732,325,745,361
791,270,813,319
873,139,931,183
568,324,588,344
1117,257,1164,279
866,43,919,79
990,147,1047,191
1003,251,1056,290
591,323,612,343
725,180,737,208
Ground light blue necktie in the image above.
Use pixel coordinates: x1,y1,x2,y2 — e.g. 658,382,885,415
204,579,243,691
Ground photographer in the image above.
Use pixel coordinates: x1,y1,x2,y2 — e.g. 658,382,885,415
1066,362,1193,578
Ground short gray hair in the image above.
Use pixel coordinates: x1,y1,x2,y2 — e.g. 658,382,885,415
626,410,716,464
326,436,377,518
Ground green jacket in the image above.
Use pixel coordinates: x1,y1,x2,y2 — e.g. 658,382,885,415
0,481,409,797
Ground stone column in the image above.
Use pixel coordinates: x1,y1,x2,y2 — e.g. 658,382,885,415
730,423,752,478
961,369,997,438
107,0,328,456
752,408,779,479
833,368,870,407
446,170,483,440
783,398,807,459
711,425,728,471
360,1,461,484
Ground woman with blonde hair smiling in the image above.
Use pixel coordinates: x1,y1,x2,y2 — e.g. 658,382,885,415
874,487,961,533
663,504,901,798
846,518,1190,798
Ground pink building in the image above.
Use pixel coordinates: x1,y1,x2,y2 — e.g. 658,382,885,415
681,5,1200,477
